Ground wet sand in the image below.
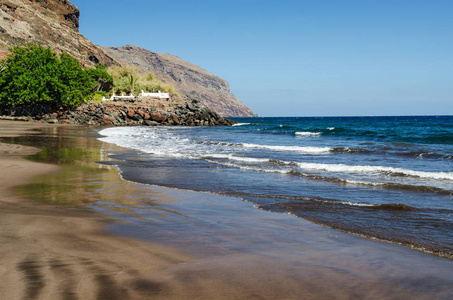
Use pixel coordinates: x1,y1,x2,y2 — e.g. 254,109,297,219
1,120,453,299
0,121,192,300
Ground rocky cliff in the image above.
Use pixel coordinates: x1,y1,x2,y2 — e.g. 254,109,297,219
0,0,254,117
102,45,254,117
0,0,117,66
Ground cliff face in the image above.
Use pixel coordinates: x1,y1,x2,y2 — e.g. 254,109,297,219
102,45,254,117
0,0,117,66
0,0,254,117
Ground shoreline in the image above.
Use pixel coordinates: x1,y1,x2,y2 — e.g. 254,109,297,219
0,121,194,299
2,120,453,299
0,98,236,127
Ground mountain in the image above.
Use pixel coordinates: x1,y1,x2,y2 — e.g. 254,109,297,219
0,0,117,66
102,45,254,117
0,0,254,117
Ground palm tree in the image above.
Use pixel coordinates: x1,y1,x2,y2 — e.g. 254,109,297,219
128,74,138,95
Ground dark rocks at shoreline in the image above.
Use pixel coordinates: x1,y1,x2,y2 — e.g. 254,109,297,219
0,100,236,127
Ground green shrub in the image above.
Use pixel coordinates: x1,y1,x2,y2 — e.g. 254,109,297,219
94,90,108,97
90,91,108,103
0,43,95,108
85,63,114,93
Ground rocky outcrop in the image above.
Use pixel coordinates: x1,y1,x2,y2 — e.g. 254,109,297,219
0,0,254,117
0,99,237,126
102,45,255,117
0,0,118,66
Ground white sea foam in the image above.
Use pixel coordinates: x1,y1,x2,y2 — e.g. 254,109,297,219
204,159,289,175
203,154,269,164
240,143,331,153
204,158,453,194
294,162,453,181
295,131,322,137
343,201,374,207
208,153,453,182
99,127,453,182
99,127,196,158
201,142,331,154
100,128,330,158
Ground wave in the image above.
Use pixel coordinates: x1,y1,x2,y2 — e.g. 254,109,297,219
232,123,251,127
223,191,418,211
285,201,417,212
202,154,268,164
199,141,332,154
293,161,453,181
295,131,322,137
202,142,377,156
202,156,453,195
240,143,331,153
367,203,417,211
221,191,372,207
204,153,453,182
100,127,453,182
395,151,449,159
330,147,372,154
285,170,453,195
287,170,453,195
248,156,453,181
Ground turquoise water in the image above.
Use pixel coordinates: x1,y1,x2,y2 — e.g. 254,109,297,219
99,116,453,258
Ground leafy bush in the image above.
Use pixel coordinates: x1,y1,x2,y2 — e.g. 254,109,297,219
0,43,95,108
85,63,114,93
94,90,108,97
92,91,108,103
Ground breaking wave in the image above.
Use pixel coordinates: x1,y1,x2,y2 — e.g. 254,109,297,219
240,143,331,153
295,131,322,137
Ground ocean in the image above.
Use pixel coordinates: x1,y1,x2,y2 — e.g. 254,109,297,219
98,115,453,259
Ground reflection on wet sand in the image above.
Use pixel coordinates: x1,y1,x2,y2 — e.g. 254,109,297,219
2,123,453,299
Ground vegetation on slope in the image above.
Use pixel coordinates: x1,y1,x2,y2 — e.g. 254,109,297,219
0,43,177,109
107,65,177,95
0,43,95,108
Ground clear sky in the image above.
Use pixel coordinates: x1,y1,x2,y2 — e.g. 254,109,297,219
72,0,453,117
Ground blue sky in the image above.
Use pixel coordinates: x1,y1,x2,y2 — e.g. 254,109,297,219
72,0,453,116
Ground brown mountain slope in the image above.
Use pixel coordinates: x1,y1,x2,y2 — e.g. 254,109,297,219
102,45,254,117
0,0,254,117
0,0,117,66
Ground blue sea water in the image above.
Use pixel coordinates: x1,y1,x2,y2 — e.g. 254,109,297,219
98,116,453,258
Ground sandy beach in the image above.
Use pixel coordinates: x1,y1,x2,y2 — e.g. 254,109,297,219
1,120,453,300
0,121,193,299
